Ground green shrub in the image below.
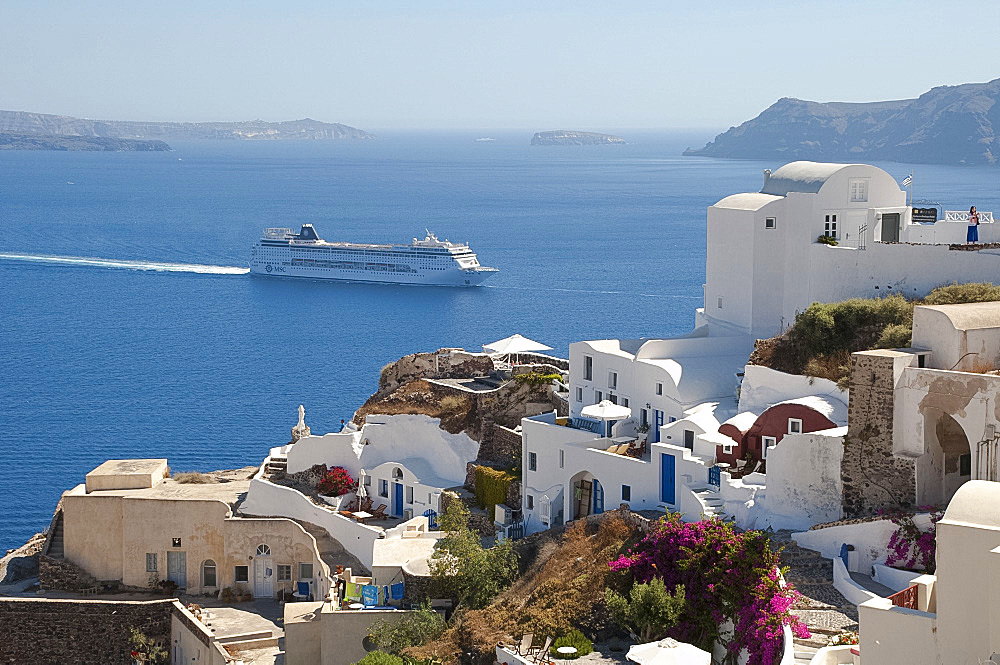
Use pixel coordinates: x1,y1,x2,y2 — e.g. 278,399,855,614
474,466,513,511
368,603,446,654
514,372,562,387
605,578,686,643
550,629,593,659
816,234,839,246
876,323,913,349
354,651,404,665
924,282,1000,305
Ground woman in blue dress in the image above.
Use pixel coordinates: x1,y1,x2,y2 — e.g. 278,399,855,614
968,206,980,244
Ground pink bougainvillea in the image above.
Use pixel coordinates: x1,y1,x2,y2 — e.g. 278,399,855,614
883,507,943,572
609,513,809,665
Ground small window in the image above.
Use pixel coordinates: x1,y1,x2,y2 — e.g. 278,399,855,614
621,397,629,408
621,485,631,502
722,444,734,455
824,215,838,240
717,297,723,309
528,451,537,471
765,217,776,229
379,479,388,497
234,566,249,583
172,537,182,548
595,390,603,402
655,383,663,396
363,475,372,487
202,560,217,588
584,356,593,381
960,453,972,476
608,371,617,389
683,430,695,450
608,394,618,405
406,485,414,504
146,553,158,572
299,563,313,580
669,416,677,423
559,449,564,469
849,179,868,202
575,387,583,402
526,495,534,510
256,544,271,557
277,565,292,582
762,436,777,458
788,418,803,434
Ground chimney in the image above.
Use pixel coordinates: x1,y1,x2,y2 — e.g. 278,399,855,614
762,169,772,188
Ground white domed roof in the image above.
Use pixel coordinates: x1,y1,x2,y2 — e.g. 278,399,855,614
942,480,1000,529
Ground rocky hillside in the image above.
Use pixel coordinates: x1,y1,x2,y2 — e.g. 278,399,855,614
0,110,374,141
684,78,1000,165
532,130,625,145
0,132,170,151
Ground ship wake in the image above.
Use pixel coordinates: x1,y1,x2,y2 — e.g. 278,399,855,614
0,253,250,275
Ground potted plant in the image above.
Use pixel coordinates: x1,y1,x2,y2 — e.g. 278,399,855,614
235,583,249,602
158,579,179,596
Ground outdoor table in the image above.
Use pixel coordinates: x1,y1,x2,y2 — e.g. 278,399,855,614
352,511,373,523
611,436,636,445
556,647,578,656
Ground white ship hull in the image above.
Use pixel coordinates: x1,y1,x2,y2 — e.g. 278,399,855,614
250,225,499,287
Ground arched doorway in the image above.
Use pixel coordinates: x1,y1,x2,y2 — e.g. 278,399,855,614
392,467,404,517
253,544,273,599
569,471,604,520
918,411,972,506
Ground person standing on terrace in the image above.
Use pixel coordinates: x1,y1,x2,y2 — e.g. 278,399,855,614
968,206,980,244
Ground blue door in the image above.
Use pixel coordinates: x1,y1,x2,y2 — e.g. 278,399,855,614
393,482,403,517
660,453,675,504
592,480,604,514
653,410,664,443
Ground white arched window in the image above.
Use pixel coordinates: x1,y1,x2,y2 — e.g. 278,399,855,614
202,560,217,588
256,544,271,557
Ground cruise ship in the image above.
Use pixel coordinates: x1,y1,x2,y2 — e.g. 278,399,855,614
250,224,499,286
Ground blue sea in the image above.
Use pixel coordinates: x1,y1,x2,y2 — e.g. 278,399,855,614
2,131,999,552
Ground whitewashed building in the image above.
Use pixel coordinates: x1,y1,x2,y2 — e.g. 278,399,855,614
702,161,1000,340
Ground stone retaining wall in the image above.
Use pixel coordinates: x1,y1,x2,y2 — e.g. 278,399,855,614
0,597,173,665
39,553,97,590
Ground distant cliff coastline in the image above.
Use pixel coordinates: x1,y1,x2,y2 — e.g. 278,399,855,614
0,110,375,142
684,78,1000,165
532,130,625,145
0,132,170,151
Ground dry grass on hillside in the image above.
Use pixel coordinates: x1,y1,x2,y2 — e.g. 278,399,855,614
352,380,476,433
407,515,636,663
174,472,215,484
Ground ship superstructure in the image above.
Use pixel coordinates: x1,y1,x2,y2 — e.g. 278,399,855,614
250,224,498,286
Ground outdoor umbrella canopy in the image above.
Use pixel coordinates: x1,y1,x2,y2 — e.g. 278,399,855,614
580,400,632,421
482,333,553,355
357,469,367,500
626,638,711,665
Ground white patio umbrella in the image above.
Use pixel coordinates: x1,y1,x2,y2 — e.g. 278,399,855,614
356,469,367,501
483,333,553,365
580,400,632,437
626,638,711,665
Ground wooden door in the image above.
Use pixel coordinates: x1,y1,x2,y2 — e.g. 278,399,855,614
166,551,186,589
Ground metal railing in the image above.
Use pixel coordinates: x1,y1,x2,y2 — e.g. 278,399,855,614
888,584,919,610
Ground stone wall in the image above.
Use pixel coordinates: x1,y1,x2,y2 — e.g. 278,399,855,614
477,421,522,468
401,569,434,606
39,553,98,590
843,351,916,517
0,597,173,665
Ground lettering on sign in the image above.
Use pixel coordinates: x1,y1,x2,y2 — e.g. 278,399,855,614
911,208,937,224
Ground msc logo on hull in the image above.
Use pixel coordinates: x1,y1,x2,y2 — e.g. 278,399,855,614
264,264,286,273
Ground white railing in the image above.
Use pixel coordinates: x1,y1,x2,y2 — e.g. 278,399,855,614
264,227,294,238
944,210,994,223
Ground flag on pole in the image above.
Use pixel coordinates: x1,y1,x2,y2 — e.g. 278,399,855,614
902,173,913,187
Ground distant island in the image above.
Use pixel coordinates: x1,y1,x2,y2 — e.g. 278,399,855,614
0,110,375,143
531,130,625,146
684,78,1000,166
0,132,170,152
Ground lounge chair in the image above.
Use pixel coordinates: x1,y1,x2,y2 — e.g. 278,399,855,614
529,636,552,663
516,633,534,656
371,503,388,519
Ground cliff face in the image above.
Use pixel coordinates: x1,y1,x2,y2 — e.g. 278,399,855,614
684,78,1000,165
0,110,375,141
531,130,625,145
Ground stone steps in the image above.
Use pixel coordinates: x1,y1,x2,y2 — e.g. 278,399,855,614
47,512,65,559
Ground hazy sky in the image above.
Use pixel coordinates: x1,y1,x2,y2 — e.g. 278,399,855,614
3,0,998,130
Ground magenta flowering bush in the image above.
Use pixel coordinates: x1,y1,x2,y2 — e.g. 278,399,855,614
884,507,943,572
608,513,809,665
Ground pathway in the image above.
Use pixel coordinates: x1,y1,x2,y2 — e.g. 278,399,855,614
768,530,858,665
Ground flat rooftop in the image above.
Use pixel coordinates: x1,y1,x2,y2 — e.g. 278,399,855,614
88,458,167,476
71,476,250,503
